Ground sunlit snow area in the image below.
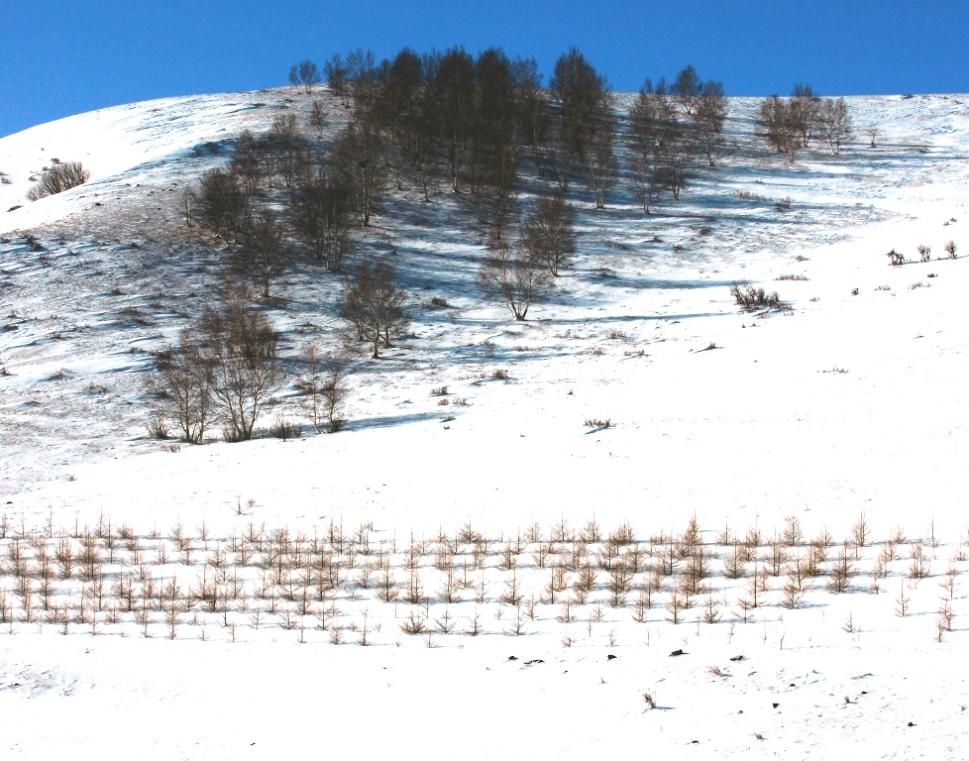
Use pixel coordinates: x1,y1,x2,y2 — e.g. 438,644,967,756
1,86,969,759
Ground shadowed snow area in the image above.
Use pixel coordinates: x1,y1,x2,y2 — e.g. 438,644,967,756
1,88,969,760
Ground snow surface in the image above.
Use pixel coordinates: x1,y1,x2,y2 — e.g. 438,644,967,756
1,87,969,759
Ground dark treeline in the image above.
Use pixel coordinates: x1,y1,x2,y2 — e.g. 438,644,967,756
185,47,854,285
319,47,729,217
185,47,733,273
180,47,856,334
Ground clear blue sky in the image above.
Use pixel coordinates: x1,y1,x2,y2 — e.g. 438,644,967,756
2,0,967,137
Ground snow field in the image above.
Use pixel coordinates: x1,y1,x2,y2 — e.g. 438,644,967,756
2,87,969,758
1,514,968,759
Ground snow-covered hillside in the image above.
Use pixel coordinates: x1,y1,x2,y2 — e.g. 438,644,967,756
2,87,969,760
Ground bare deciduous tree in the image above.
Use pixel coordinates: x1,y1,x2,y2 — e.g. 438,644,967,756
324,54,351,107
759,95,802,162
289,60,321,95
693,80,728,166
760,85,823,163
332,121,384,227
309,100,328,139
671,64,703,116
203,290,280,441
790,84,821,147
524,193,576,276
237,208,289,299
817,97,852,155
512,57,548,172
654,118,694,201
435,47,476,191
479,243,551,321
301,345,350,432
289,162,354,271
230,131,267,193
628,82,673,214
548,47,609,193
470,48,520,238
153,330,214,444
185,167,250,240
267,114,308,189
587,102,617,208
340,262,409,358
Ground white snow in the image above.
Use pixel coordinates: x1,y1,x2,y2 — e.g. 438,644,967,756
1,87,969,759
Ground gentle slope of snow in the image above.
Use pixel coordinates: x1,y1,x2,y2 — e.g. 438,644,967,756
2,87,969,760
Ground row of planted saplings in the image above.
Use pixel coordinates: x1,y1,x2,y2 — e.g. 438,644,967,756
0,514,961,641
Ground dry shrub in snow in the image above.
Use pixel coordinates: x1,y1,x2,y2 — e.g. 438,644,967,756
26,162,90,201
731,283,782,311
268,417,301,440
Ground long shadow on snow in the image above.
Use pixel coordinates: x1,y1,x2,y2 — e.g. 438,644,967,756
531,311,733,326
345,410,451,432
577,273,739,291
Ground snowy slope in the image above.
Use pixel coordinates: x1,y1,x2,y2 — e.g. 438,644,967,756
2,87,969,760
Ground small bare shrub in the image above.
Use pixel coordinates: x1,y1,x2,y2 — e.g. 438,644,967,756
400,611,427,635
26,162,90,201
895,580,910,617
945,240,957,259
782,560,804,608
918,244,931,263
147,416,170,440
887,249,904,266
909,544,930,579
731,283,782,311
478,244,552,321
269,416,302,440
851,513,870,552
301,346,349,433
